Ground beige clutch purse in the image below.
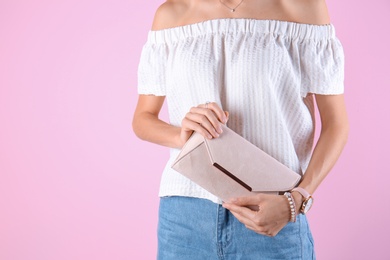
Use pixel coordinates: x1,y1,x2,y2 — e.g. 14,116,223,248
171,124,301,202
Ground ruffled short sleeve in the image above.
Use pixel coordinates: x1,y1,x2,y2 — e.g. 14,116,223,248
299,35,345,98
137,37,168,96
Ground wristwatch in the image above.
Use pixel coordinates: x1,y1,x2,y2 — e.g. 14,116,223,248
291,187,314,214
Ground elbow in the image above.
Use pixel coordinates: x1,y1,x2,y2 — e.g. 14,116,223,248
340,122,350,144
321,119,350,145
132,115,145,140
132,110,161,142
340,113,350,145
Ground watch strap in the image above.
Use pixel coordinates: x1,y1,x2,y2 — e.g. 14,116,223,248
291,187,311,199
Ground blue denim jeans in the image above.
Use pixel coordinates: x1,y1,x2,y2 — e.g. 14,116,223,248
157,196,315,260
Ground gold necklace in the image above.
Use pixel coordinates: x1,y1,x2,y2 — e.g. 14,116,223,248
219,0,245,12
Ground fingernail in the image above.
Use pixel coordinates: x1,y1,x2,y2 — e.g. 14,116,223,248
218,127,223,134
207,134,213,139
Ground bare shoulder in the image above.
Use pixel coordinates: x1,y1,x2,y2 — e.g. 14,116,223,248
151,0,189,31
288,0,331,25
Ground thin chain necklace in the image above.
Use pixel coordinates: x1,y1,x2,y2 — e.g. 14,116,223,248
219,0,244,12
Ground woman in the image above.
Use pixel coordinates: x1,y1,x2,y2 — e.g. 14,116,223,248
133,0,349,259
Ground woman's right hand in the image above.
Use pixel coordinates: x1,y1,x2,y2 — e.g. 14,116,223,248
179,102,229,147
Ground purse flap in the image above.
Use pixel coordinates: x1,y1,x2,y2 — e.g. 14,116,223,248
171,131,205,167
204,124,301,192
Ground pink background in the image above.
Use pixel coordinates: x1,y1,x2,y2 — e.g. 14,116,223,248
0,0,389,259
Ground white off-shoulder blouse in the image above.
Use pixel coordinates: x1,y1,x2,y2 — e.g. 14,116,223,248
136,18,345,204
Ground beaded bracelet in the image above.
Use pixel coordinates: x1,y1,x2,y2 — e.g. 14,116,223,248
284,192,297,223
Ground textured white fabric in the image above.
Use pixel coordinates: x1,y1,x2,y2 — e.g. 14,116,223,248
137,18,345,204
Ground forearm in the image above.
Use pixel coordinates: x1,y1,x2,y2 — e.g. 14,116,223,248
132,111,182,149
297,122,349,195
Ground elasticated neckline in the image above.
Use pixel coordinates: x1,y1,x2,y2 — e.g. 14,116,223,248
147,18,336,44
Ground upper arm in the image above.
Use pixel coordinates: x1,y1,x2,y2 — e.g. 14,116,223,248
136,2,181,119
151,0,188,31
132,94,166,135
315,94,349,131
134,95,165,118
291,0,331,25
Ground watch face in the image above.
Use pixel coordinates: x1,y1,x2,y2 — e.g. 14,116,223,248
302,197,314,214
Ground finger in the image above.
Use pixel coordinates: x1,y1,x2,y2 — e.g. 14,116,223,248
230,210,270,236
189,107,223,135
228,194,264,206
223,202,257,220
244,224,268,236
198,102,228,124
182,117,213,139
225,204,271,236
229,210,256,229
185,111,221,138
208,102,228,124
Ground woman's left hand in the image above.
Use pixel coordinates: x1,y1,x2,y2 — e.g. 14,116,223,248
222,193,291,237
